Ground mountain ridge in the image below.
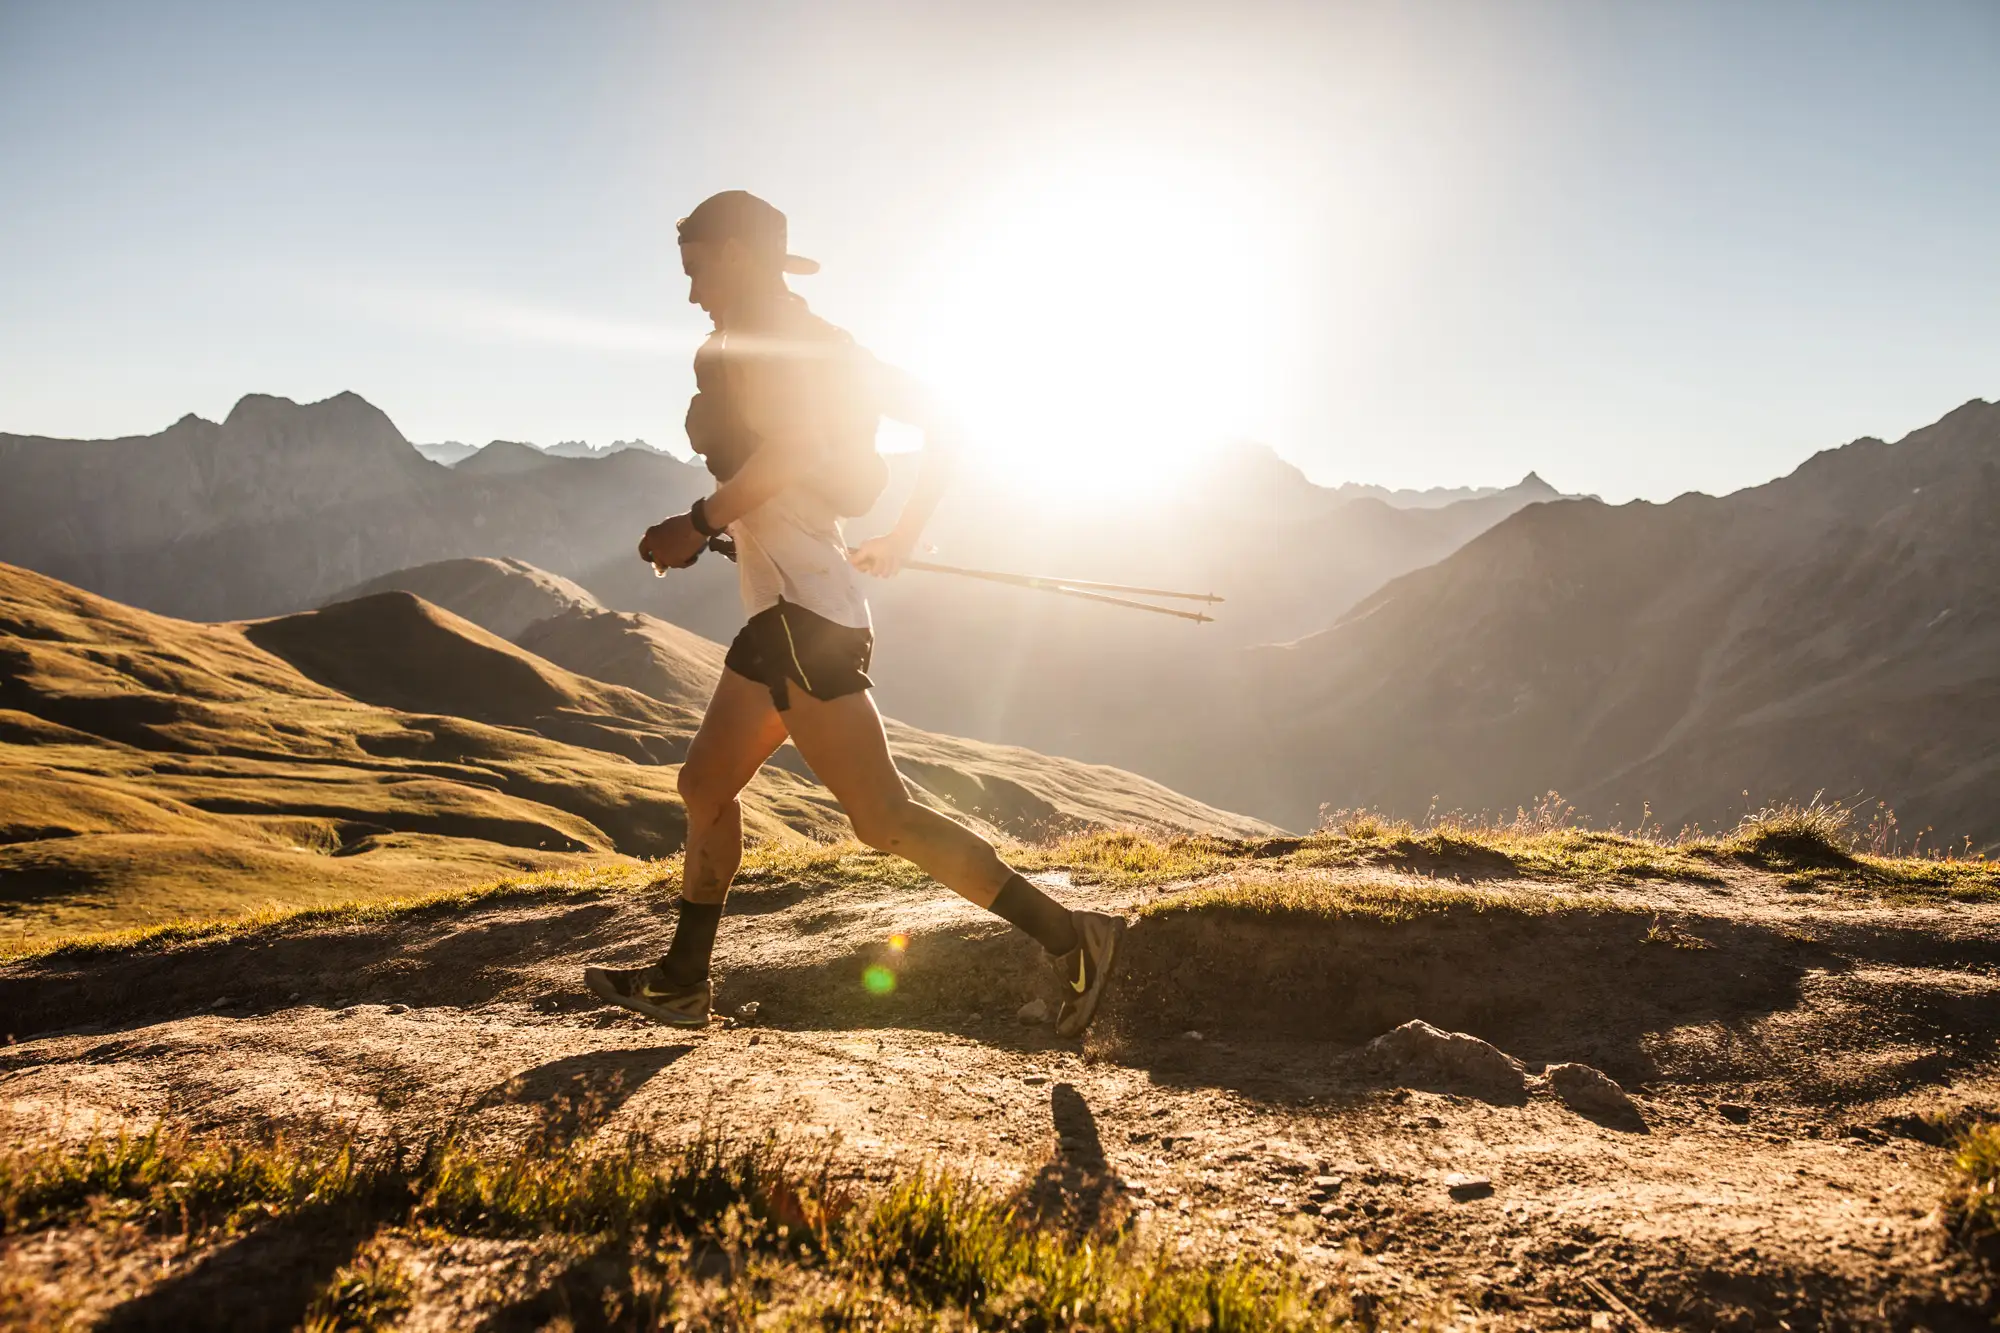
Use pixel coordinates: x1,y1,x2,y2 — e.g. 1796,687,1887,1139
1232,397,2000,840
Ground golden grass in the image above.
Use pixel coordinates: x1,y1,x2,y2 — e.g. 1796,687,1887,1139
1949,1122,2000,1247
1019,803,2000,903
1141,871,1625,926
1,1122,1355,1331
0,861,653,964
11,805,1996,967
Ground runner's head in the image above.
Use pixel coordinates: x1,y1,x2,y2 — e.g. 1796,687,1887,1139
678,190,819,318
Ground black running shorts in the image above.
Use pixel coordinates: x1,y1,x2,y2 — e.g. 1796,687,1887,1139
723,599,874,711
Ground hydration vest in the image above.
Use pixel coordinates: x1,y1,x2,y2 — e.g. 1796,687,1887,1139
684,297,889,517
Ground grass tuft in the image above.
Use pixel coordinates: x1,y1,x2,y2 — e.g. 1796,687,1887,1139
1948,1122,2000,1248
1723,796,1856,869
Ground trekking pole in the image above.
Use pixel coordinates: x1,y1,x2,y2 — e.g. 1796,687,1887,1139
901,560,1221,623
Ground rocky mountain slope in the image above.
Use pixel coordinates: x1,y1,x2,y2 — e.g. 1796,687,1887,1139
1231,398,2000,842
0,393,713,622
0,563,1264,945
0,394,1563,830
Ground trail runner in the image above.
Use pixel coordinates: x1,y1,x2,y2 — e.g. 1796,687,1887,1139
583,190,1124,1036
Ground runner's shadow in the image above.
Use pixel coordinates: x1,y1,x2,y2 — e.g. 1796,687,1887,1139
468,1236,634,1333
474,1044,693,1145
96,1203,375,1333
1014,1082,1119,1238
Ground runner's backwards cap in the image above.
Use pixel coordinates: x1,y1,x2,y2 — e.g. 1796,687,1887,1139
676,190,820,275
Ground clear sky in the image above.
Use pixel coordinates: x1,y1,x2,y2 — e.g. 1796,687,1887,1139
2,0,1995,502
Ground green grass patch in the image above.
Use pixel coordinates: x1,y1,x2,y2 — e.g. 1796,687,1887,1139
3,1123,1354,1331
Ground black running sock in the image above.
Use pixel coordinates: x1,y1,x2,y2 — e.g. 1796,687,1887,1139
657,899,724,987
989,873,1080,957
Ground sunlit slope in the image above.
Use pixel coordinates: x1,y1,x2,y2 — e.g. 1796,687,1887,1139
1243,398,2000,843
351,557,1275,839
335,556,605,640
0,564,841,941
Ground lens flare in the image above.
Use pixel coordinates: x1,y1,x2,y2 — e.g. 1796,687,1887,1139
887,933,908,952
862,965,897,995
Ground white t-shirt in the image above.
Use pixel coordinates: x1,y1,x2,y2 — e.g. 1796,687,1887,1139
717,326,872,631
731,487,870,630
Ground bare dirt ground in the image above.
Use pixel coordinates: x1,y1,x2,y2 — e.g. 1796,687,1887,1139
3,858,1998,1330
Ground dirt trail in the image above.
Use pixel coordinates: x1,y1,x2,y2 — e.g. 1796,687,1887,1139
4,863,1998,1329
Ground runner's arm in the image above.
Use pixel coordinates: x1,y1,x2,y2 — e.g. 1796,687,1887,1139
701,436,813,529
638,358,817,569
700,353,823,528
851,362,957,577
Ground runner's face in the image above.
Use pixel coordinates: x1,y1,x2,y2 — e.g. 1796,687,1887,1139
681,238,760,319
681,240,724,316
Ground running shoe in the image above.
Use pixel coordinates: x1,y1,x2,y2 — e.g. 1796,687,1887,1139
583,965,711,1027
1051,911,1126,1038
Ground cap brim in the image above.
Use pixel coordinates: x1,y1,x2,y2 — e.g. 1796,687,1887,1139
782,254,820,275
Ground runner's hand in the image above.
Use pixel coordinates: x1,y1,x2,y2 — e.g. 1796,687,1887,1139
848,532,916,579
638,514,705,571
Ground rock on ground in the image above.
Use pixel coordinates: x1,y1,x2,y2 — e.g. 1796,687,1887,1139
1545,1062,1641,1121
1351,1019,1528,1099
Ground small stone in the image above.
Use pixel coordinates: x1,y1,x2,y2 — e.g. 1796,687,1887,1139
1017,998,1050,1024
1719,1102,1753,1124
738,1001,762,1020
1444,1173,1494,1201
1311,1175,1344,1194
1184,1030,1204,1042
385,1003,410,1015
1022,1073,1050,1086
747,1034,761,1046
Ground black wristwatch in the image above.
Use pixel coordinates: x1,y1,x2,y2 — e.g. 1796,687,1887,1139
689,495,722,538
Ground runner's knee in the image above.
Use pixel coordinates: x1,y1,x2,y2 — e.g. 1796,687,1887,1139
677,763,742,822
849,798,924,853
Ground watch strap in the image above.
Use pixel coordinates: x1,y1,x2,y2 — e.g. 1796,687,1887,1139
689,496,722,538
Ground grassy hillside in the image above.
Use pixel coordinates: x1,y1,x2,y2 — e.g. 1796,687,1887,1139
354,557,1278,842
0,564,829,943
0,564,1269,946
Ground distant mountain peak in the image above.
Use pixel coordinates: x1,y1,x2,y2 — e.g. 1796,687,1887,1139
221,390,406,443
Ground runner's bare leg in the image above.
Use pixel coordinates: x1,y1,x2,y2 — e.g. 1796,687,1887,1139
780,686,1012,908
676,669,790,905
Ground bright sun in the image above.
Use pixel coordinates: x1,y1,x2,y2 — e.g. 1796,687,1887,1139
895,167,1289,499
